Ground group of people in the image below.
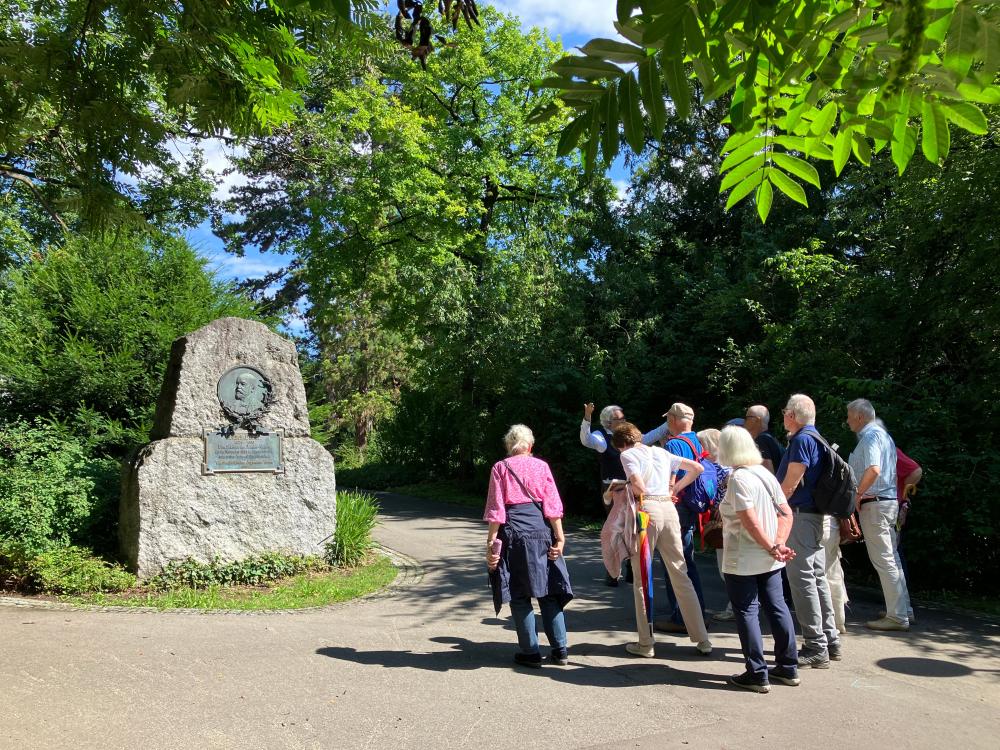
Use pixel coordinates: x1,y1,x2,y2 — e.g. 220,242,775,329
483,394,921,693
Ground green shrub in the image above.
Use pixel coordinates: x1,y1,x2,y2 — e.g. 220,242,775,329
0,542,136,594
148,552,327,590
325,490,379,567
0,230,264,459
0,420,117,555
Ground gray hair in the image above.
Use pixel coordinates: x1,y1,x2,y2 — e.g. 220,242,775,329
746,404,770,429
696,428,721,461
785,393,816,426
599,404,623,431
718,425,763,468
847,398,876,423
503,424,534,455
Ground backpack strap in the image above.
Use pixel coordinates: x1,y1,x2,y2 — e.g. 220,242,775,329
670,433,705,460
804,428,834,454
501,459,547,520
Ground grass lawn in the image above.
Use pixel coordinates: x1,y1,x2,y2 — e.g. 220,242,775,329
68,554,397,611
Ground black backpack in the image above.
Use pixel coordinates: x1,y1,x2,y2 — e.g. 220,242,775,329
806,431,858,518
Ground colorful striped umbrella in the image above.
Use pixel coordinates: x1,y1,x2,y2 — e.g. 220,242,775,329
635,495,654,639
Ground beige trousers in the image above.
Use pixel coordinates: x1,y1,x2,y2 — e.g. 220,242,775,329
630,497,709,646
822,515,848,631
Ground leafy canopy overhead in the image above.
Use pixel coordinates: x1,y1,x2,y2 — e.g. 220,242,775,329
0,0,378,229
534,0,1000,222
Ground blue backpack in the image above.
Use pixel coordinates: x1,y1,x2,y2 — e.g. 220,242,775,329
670,434,719,513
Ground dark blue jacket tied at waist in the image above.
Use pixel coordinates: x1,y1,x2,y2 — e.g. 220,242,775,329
488,501,573,615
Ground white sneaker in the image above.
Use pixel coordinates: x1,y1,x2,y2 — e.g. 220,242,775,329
625,642,654,658
696,640,713,656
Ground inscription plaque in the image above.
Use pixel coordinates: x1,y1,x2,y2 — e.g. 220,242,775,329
203,429,285,474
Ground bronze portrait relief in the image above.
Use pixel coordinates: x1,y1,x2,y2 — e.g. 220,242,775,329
217,366,273,429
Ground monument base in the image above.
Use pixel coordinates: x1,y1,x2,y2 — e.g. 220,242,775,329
120,437,337,577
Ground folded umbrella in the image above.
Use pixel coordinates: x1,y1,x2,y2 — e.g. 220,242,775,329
635,495,654,639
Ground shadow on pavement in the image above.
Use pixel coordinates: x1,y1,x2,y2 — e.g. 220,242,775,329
374,491,1000,679
374,491,735,631
845,611,1000,666
875,657,973,678
316,636,732,691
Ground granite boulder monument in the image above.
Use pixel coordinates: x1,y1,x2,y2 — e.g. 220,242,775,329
120,318,337,577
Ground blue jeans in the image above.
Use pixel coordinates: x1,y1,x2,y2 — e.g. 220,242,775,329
662,505,706,623
509,595,567,655
725,569,798,679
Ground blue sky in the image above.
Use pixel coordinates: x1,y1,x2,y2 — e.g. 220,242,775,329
185,1,629,304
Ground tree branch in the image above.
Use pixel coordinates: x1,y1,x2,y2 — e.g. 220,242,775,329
0,168,68,232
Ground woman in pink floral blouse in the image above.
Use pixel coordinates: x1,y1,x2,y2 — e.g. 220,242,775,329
484,424,573,668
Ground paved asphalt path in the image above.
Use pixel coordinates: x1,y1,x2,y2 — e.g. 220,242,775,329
2,492,998,750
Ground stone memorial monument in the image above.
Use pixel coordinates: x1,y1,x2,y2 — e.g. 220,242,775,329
120,318,337,577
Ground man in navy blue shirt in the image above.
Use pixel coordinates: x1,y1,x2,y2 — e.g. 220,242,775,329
655,402,707,633
744,404,785,473
776,394,842,668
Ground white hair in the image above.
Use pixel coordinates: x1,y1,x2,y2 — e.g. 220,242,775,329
599,405,623,431
847,398,876,423
785,394,816,425
696,428,721,461
503,424,534,455
718,426,763,468
747,404,770,429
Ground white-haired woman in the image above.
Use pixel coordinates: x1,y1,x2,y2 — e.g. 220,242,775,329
485,424,573,668
718,426,798,693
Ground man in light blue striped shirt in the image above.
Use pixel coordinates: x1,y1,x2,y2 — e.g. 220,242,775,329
847,399,911,631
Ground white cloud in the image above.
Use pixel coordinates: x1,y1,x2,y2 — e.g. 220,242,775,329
492,0,618,40
168,136,248,202
613,179,629,203
205,251,288,282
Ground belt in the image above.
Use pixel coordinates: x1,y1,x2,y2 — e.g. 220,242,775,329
791,506,821,514
859,496,896,506
642,495,672,502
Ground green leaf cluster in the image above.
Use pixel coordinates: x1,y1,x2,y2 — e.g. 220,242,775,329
0,420,113,555
0,542,136,594
0,229,262,458
221,9,603,472
324,490,380,568
148,551,328,590
0,0,378,228
538,0,999,219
